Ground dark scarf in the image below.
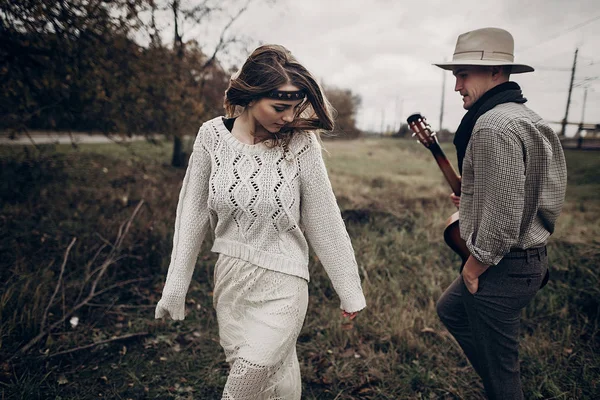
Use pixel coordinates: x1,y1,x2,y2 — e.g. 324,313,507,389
454,81,527,174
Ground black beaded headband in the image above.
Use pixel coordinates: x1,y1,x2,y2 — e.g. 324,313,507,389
264,90,306,100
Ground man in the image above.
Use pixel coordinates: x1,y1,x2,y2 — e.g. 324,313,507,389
434,27,567,399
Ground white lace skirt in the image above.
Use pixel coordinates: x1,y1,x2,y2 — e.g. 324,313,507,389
213,254,309,400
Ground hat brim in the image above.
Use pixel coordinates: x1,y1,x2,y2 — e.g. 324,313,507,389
434,60,534,74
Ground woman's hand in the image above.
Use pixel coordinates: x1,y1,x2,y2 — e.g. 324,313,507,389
341,310,359,320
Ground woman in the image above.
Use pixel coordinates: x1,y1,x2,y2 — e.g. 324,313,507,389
155,44,366,399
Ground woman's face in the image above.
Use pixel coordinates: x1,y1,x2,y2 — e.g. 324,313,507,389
248,83,304,133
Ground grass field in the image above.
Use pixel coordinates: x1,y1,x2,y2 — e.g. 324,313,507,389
1,137,598,399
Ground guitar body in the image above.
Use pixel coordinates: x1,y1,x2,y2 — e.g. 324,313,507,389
443,212,470,267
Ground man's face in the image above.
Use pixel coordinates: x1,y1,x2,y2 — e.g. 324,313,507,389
452,66,496,110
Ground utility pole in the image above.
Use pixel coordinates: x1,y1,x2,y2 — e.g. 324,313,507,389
395,96,399,132
580,86,588,124
398,98,404,132
439,69,446,131
576,86,588,148
577,86,589,142
561,48,578,137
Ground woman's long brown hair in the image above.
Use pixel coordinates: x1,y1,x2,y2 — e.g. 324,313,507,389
224,44,335,147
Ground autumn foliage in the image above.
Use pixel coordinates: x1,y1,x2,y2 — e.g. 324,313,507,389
1,1,230,139
1,0,363,162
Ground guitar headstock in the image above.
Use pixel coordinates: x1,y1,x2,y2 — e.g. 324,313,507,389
407,113,438,148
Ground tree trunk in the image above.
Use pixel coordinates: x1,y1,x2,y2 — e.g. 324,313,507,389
171,136,185,167
170,0,186,168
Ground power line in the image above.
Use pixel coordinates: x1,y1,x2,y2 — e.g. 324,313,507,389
534,67,572,72
534,57,600,73
573,77,599,88
579,54,597,62
518,14,600,51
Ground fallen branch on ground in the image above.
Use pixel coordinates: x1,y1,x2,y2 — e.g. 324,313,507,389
41,238,76,329
13,200,146,359
46,332,150,358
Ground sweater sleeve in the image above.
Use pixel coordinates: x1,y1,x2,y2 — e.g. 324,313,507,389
299,133,366,313
155,128,212,320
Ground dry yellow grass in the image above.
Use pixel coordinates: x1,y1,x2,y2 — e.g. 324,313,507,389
1,138,598,399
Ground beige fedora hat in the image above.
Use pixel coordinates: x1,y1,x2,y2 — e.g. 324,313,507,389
435,27,534,74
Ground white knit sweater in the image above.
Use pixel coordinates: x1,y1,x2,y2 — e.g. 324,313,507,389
155,117,367,320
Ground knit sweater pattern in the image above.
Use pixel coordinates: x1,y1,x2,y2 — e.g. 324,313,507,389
155,117,367,320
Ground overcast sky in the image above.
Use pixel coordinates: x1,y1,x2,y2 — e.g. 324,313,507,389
171,0,600,136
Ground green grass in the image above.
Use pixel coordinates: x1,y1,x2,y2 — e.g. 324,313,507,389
1,138,598,399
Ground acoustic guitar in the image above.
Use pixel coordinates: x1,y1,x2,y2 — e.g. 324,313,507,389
407,113,470,265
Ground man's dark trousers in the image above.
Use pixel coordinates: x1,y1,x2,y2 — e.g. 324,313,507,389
436,247,548,400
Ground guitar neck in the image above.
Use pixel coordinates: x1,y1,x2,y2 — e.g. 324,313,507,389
427,142,462,196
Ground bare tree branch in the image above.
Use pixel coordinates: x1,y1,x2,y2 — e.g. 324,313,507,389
46,332,150,358
74,243,108,306
88,200,144,296
14,200,145,358
85,303,156,309
41,238,77,329
92,277,151,298
200,0,253,72
182,0,217,23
